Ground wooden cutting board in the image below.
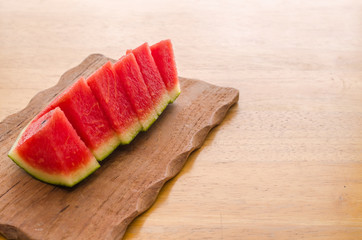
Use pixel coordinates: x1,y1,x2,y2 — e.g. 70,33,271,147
0,54,239,240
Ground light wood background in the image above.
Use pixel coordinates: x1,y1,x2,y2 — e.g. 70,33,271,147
1,0,362,239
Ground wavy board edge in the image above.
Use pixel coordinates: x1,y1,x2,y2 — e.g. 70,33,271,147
118,89,239,239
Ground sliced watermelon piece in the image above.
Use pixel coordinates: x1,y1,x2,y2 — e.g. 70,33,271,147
34,78,120,161
86,61,142,144
150,39,180,102
127,43,170,115
8,107,100,187
113,53,158,131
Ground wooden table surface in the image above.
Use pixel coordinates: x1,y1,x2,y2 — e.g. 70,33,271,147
1,0,362,239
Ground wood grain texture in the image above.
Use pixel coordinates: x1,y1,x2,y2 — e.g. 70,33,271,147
1,0,362,239
0,54,238,240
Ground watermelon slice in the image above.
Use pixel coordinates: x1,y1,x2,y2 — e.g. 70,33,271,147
8,107,100,187
150,39,180,102
8,39,181,187
113,53,158,131
34,77,120,161
87,61,142,144
126,43,170,115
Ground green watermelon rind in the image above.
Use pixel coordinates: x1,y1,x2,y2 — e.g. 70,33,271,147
92,134,122,161
168,82,181,103
140,86,179,131
139,109,158,131
8,127,100,187
117,120,143,145
154,91,171,115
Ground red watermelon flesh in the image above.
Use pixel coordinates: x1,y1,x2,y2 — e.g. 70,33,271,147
127,43,170,115
113,53,158,131
150,39,180,102
87,61,142,144
33,78,120,161
8,107,100,187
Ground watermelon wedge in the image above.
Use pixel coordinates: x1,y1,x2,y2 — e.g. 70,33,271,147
150,39,180,102
34,77,120,161
113,53,158,131
8,39,181,187
87,61,142,144
8,107,100,187
126,43,170,115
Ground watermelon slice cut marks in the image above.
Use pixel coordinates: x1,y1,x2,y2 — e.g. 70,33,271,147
113,53,158,131
150,39,181,102
33,77,120,161
87,61,142,144
127,43,170,115
8,107,100,187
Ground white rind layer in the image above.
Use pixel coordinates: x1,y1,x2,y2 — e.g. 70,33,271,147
168,82,181,103
92,133,121,161
117,120,142,145
154,91,171,115
140,109,158,131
